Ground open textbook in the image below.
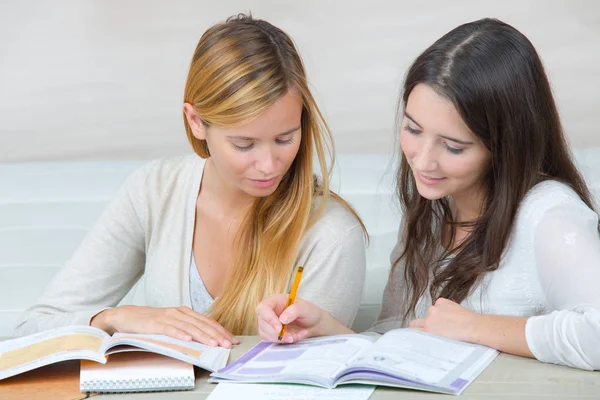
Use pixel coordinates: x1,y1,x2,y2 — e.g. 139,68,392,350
0,325,230,383
210,329,498,395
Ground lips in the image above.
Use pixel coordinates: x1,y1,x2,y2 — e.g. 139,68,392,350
250,177,278,188
417,172,446,185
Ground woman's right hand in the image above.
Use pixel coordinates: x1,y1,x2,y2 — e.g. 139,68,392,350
90,305,239,348
256,294,352,343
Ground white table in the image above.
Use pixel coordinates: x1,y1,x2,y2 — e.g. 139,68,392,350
1,336,599,399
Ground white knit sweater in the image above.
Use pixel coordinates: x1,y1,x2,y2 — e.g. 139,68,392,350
13,155,367,336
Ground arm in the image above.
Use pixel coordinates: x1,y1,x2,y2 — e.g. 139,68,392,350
411,299,534,358
368,228,407,334
296,223,367,327
13,160,236,347
411,202,600,369
525,203,600,370
256,213,367,343
12,164,151,336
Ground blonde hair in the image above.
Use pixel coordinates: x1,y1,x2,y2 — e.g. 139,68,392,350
183,14,366,334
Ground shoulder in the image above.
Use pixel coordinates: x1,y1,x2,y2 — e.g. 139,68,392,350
115,155,203,219
122,155,204,196
309,197,362,237
516,180,597,233
297,195,366,259
130,155,203,187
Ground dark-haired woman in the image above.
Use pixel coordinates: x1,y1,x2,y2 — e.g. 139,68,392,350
257,18,600,370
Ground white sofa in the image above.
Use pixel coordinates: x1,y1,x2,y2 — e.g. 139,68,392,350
2,149,600,337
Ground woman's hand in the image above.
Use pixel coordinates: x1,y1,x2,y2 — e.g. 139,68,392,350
409,297,483,343
256,294,353,343
90,305,239,348
410,298,534,358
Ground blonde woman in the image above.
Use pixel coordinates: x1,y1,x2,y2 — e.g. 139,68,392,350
13,14,367,348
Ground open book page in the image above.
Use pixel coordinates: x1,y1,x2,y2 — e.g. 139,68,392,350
339,329,498,394
106,333,230,372
80,351,195,393
210,335,377,388
207,382,375,400
0,325,110,380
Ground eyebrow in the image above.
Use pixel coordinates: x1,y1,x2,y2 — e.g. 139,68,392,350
405,113,474,145
226,125,301,141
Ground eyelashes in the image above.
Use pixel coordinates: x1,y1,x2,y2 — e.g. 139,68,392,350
404,125,420,135
233,144,253,152
403,124,465,155
445,146,464,155
233,137,296,152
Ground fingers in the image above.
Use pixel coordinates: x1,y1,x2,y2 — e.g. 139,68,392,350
434,297,452,306
177,307,239,346
258,314,281,342
257,312,310,344
256,295,293,338
257,295,289,321
152,319,238,348
287,329,310,343
165,309,223,345
112,306,240,348
409,318,425,329
278,303,302,325
157,323,193,342
148,307,235,348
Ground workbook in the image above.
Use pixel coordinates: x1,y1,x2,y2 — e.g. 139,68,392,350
0,325,230,392
210,329,498,395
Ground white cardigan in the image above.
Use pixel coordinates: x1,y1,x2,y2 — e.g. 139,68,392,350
371,180,600,370
13,155,367,336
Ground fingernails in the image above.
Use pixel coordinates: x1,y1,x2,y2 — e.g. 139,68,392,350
280,316,289,324
209,339,218,347
223,340,232,348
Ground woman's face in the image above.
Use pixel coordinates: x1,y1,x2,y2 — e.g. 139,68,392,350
400,83,491,202
184,90,303,199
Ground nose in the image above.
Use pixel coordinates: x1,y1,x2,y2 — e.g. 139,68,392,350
254,146,277,176
412,140,438,172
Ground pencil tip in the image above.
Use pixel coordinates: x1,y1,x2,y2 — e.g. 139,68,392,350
277,336,282,341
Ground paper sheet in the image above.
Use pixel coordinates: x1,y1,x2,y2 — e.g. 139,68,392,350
207,383,375,400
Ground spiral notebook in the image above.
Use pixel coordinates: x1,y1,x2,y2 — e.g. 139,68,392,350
80,350,195,393
0,325,230,383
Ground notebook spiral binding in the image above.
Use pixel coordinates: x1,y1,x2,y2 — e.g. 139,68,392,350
80,376,195,393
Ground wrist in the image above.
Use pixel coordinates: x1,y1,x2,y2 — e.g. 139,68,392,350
316,309,352,337
90,308,117,334
469,313,490,346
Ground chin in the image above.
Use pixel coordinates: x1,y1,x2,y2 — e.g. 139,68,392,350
243,185,279,198
415,183,447,201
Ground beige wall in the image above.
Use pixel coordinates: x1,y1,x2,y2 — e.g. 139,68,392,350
1,0,599,161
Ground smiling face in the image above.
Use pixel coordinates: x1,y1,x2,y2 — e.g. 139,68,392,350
184,90,303,199
400,84,491,205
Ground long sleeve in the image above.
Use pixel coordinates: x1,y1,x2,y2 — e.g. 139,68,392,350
525,202,600,370
295,203,367,328
12,163,152,336
368,228,407,334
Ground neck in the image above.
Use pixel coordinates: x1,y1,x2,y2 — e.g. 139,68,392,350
200,159,254,217
450,185,486,223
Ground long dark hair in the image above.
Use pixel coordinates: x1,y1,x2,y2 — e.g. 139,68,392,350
395,18,597,322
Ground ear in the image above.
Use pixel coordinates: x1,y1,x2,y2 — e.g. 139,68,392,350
183,103,207,140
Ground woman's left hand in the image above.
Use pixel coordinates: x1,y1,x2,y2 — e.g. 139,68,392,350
409,297,482,343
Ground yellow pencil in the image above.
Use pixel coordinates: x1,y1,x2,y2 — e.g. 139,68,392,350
278,266,304,341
